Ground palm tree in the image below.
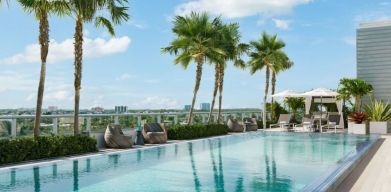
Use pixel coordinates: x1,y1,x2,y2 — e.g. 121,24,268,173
248,32,286,128
68,0,129,135
284,97,304,122
337,78,373,112
207,62,221,124
162,12,224,125
270,55,293,103
18,0,69,138
208,23,248,124
270,54,293,120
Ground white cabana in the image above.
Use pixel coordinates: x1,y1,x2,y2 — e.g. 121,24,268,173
300,88,344,129
269,88,344,130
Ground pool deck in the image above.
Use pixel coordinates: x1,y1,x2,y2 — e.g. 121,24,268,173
337,135,391,192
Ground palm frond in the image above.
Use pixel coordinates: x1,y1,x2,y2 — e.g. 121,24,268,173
95,16,115,35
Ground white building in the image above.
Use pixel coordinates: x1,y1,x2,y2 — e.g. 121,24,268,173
357,20,391,102
48,106,58,112
91,107,104,113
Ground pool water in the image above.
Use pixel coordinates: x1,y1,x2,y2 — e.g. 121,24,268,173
0,132,377,192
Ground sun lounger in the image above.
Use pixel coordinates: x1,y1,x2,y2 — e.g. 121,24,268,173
294,116,315,132
322,112,341,133
269,114,293,131
104,124,133,148
143,123,168,144
227,118,245,132
243,118,258,131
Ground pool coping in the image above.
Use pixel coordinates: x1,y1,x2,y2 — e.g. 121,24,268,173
0,132,246,172
301,133,380,192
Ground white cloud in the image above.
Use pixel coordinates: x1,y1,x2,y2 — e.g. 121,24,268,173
0,36,131,65
144,79,160,84
84,29,90,36
116,73,134,81
128,20,147,29
175,0,313,18
0,71,36,93
45,90,71,101
25,93,35,102
133,96,181,109
273,18,290,30
342,36,356,46
37,83,73,102
354,11,391,25
90,95,104,108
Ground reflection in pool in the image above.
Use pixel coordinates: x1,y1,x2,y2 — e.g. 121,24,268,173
0,132,377,192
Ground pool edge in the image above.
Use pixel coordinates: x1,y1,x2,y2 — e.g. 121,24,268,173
301,134,380,192
0,131,250,172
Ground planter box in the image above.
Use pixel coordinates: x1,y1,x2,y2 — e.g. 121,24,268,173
369,121,391,134
348,123,368,134
90,132,105,149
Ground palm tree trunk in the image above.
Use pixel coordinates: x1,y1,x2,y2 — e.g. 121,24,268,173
34,11,49,138
355,95,362,112
207,63,220,124
271,71,276,103
217,64,224,124
73,17,83,135
271,71,276,120
263,66,270,129
188,57,203,125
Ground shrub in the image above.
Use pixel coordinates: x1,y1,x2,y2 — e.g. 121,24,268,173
0,135,97,165
167,124,228,140
348,112,367,124
257,120,274,129
363,99,391,121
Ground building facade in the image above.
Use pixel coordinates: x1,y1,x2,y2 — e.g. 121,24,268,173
199,103,211,111
357,21,391,102
115,106,128,113
91,107,104,113
183,105,191,111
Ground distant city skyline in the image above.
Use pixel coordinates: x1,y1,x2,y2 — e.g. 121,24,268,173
1,0,391,109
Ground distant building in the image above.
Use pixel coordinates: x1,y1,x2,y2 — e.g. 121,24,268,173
184,105,191,111
115,106,128,113
357,21,391,102
91,107,104,113
48,106,58,112
200,103,210,111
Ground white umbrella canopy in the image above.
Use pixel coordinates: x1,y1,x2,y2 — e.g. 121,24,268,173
300,88,338,97
271,90,302,98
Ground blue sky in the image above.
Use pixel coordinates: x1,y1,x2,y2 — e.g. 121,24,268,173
0,0,390,109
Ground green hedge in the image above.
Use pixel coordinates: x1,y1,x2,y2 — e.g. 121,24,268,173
167,124,228,140
257,120,275,129
0,135,97,165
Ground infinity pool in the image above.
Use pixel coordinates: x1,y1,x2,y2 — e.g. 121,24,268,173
0,132,378,192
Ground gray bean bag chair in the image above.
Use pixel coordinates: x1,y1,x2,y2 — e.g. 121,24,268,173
104,124,133,148
227,118,244,132
243,118,258,131
142,123,167,144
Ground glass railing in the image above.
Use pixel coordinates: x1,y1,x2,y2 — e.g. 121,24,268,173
0,110,262,138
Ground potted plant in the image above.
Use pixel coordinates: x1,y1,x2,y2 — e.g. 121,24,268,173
364,99,391,134
348,112,368,134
